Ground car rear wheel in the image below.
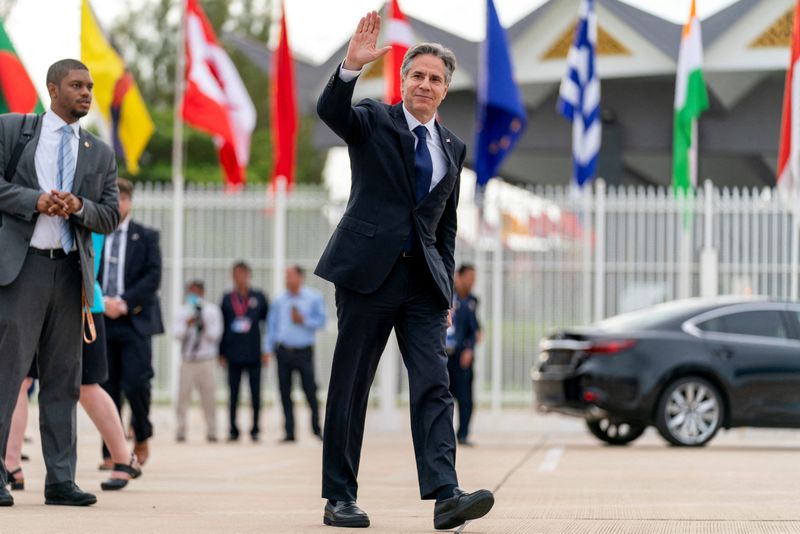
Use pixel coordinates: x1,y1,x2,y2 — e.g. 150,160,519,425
585,418,646,446
655,376,723,447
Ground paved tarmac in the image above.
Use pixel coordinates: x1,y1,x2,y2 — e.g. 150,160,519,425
4,405,800,533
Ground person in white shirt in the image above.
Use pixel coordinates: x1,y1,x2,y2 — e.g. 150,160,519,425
174,280,224,442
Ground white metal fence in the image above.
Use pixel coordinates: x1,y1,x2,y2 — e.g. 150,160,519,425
134,180,798,407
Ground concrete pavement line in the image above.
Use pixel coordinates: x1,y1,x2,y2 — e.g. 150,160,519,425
453,439,547,533
492,437,547,494
537,446,565,473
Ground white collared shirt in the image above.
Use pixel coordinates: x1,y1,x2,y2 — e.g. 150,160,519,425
400,105,448,191
103,215,131,297
30,110,80,249
339,63,448,191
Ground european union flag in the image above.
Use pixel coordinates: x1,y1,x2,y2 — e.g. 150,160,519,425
475,0,527,199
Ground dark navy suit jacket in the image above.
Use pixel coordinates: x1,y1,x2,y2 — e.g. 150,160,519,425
219,289,268,365
98,220,164,338
314,67,466,309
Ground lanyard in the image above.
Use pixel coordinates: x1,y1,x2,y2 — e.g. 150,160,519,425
231,291,250,318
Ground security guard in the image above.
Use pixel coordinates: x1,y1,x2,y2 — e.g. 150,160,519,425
446,264,481,446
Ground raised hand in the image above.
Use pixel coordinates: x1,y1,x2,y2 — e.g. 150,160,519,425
343,11,392,71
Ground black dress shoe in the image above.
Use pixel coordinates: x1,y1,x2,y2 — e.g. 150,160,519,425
0,486,13,507
44,481,97,506
433,488,494,530
323,500,370,528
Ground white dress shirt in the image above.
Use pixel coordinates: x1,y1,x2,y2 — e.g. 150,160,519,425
338,64,448,191
30,111,80,249
103,215,131,297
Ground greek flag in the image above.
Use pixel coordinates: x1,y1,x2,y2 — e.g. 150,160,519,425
557,0,601,188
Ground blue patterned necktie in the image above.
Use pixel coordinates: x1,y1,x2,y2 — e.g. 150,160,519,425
57,124,76,253
402,125,434,253
412,125,433,203
105,229,122,297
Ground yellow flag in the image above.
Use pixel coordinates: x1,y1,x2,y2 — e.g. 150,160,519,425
81,0,153,174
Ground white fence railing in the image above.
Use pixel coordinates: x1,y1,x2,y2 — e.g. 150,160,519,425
133,180,797,407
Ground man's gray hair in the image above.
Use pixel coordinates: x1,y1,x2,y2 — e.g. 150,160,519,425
400,43,457,86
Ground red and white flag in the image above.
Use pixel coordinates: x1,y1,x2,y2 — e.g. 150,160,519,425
270,0,298,190
182,0,256,188
778,0,800,201
383,0,413,105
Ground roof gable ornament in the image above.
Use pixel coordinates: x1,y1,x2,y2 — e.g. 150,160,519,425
541,19,631,60
749,6,795,48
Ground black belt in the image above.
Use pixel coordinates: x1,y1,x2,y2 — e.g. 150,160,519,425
28,247,73,259
276,344,312,352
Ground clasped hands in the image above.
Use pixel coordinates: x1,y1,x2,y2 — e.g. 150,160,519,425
37,190,82,219
103,296,128,320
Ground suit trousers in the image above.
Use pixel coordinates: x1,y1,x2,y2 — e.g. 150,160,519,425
101,317,154,458
276,345,321,439
447,351,474,441
0,252,82,486
175,359,217,440
322,256,458,502
227,361,262,438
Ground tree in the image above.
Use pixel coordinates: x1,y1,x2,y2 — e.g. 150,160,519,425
109,0,324,185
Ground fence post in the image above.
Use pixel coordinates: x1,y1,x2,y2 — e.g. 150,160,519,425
792,184,800,300
473,212,487,406
581,186,592,324
491,189,503,413
678,194,693,299
272,176,287,298
700,180,719,297
593,179,606,322
169,11,186,404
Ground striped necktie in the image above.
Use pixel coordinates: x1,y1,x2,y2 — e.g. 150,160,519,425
57,124,76,253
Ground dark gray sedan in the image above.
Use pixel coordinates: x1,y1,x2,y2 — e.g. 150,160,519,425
532,298,800,446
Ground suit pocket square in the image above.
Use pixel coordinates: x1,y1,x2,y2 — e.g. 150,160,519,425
337,215,377,238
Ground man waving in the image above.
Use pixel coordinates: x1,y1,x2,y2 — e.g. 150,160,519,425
315,11,494,531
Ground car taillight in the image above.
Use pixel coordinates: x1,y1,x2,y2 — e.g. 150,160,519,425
586,339,636,354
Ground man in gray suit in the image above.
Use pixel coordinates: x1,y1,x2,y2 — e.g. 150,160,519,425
0,59,119,507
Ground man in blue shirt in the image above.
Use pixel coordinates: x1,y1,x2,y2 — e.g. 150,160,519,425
265,265,326,442
446,264,481,446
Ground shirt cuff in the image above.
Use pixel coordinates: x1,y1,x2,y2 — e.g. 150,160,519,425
338,61,362,82
73,198,86,218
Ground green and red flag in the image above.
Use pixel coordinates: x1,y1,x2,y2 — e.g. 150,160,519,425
0,19,44,114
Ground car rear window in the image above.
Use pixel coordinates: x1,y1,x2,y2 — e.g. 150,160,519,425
595,301,711,332
696,310,788,339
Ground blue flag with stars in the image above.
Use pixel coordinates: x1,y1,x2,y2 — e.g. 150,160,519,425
475,0,527,200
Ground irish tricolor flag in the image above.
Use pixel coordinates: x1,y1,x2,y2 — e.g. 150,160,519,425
0,19,43,114
672,0,709,195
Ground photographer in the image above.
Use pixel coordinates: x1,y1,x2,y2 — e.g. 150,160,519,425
173,280,223,443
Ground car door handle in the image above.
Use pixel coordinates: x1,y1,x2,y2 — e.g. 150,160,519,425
714,348,734,360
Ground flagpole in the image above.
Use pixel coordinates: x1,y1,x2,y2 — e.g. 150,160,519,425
169,0,187,404
581,185,592,324
678,121,698,300
791,184,799,300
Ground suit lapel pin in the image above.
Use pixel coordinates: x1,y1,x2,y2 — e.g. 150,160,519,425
445,138,451,143
132,233,140,241
84,141,90,148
